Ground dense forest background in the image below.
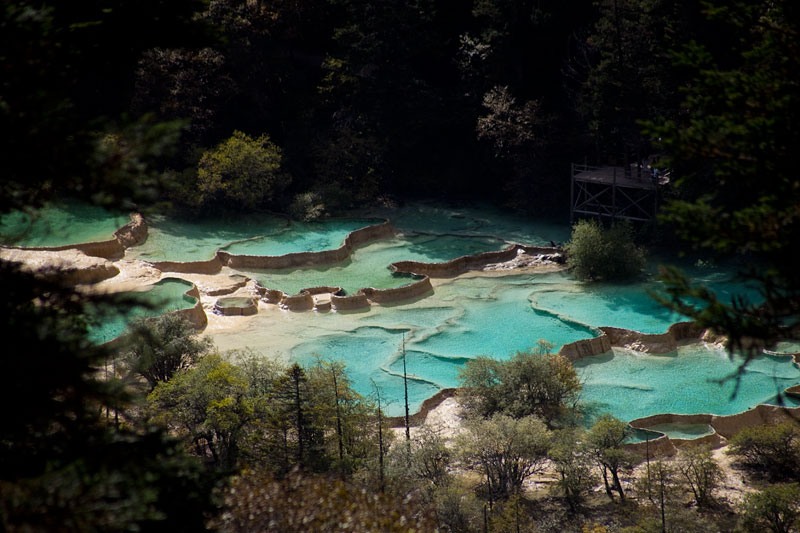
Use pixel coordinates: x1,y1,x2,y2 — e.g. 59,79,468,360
2,0,720,217
2,0,800,531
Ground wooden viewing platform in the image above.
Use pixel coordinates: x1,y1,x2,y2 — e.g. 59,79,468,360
570,162,669,222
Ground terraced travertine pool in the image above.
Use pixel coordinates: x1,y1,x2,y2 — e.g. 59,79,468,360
4,201,799,424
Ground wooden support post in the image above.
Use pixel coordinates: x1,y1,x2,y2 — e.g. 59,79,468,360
570,163,575,223
612,167,617,222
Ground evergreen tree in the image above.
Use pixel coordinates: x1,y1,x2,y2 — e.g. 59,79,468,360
0,2,217,529
648,0,800,359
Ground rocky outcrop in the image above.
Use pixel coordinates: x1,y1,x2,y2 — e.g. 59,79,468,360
114,213,148,248
331,292,370,311
386,388,459,428
559,335,613,360
280,292,315,311
0,248,120,285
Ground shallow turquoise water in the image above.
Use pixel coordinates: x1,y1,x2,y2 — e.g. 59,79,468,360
242,234,508,295
87,278,198,344
30,201,798,423
575,344,800,424
643,423,715,441
286,270,796,419
0,200,128,247
125,212,379,263
367,201,571,246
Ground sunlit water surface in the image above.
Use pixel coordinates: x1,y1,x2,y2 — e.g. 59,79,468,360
87,278,198,345
0,200,128,247
14,201,798,423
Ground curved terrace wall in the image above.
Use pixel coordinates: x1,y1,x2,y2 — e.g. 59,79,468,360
360,276,434,304
627,404,800,453
558,321,710,361
171,283,208,329
217,221,395,270
99,280,206,351
151,256,224,275
13,212,147,261
558,323,800,455
391,244,559,278
258,276,434,312
214,296,259,316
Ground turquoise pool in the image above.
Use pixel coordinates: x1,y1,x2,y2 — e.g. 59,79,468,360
87,278,198,345
0,200,129,247
22,201,797,422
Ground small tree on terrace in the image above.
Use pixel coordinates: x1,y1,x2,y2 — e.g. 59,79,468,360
676,445,721,508
548,428,595,512
457,414,551,502
565,219,646,282
587,414,634,501
459,345,582,428
196,130,289,209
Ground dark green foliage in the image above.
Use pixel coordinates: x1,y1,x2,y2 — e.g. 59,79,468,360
459,346,582,427
581,0,686,157
587,414,634,501
0,0,208,213
0,2,220,527
309,359,380,476
124,314,214,390
566,218,647,282
457,414,551,501
148,354,253,472
647,0,800,356
0,264,216,532
195,130,290,210
727,422,800,481
739,483,800,533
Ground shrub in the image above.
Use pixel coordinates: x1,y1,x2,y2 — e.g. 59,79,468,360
727,422,800,481
739,483,800,533
676,445,721,508
195,130,289,209
565,219,646,281
458,347,582,427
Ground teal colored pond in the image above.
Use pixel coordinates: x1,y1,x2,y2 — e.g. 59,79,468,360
0,200,129,247
88,278,198,345
576,345,800,423
280,268,793,418
125,212,380,262
242,234,508,295
642,423,715,441
29,201,796,422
